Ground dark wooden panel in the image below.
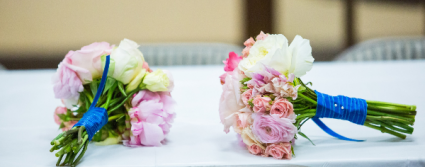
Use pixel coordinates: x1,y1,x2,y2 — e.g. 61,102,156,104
245,0,273,39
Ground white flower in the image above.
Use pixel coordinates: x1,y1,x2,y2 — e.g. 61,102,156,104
109,39,145,85
238,34,288,76
238,34,314,78
142,69,170,92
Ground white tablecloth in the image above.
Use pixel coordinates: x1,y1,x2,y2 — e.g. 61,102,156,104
1,61,424,167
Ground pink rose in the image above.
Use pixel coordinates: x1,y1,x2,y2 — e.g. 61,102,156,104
256,31,269,41
54,107,67,125
241,89,253,106
223,52,242,72
251,113,297,143
264,143,292,160
270,98,294,119
252,95,271,113
52,57,84,100
65,42,113,84
248,144,265,155
219,69,245,133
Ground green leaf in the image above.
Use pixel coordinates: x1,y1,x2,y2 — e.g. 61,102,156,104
59,122,65,129
103,77,117,95
298,131,315,146
90,80,99,97
118,82,127,96
291,144,295,157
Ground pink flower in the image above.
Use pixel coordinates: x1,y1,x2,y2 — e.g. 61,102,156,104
219,69,245,133
248,144,265,155
237,134,246,147
223,52,242,72
52,57,84,100
271,74,299,100
242,37,255,58
54,107,67,125
251,113,297,143
143,62,153,72
264,143,292,160
244,37,255,47
256,31,269,41
236,112,252,129
241,89,253,105
252,95,271,113
219,72,230,85
65,42,113,84
270,98,294,119
125,90,176,147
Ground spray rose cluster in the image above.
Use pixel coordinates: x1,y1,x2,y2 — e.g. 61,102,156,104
219,31,314,160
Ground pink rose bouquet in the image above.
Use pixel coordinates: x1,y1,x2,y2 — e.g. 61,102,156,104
50,39,176,166
219,31,417,160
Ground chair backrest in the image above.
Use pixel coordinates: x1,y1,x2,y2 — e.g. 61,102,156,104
335,37,425,61
138,43,243,66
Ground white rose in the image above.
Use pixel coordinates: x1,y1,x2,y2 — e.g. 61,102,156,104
238,35,314,78
109,39,145,85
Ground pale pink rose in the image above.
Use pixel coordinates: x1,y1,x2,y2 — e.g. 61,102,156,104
62,121,78,132
256,31,269,41
251,113,297,143
244,37,255,47
248,144,265,155
270,98,294,119
54,107,67,125
223,52,242,72
236,112,252,129
65,42,113,84
219,69,245,133
242,47,251,58
264,143,292,160
241,89,253,105
52,57,84,100
252,95,271,113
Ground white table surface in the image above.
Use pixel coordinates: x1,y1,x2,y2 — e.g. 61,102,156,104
1,60,424,167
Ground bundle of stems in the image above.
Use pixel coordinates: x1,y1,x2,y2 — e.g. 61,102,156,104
50,78,138,166
292,79,416,141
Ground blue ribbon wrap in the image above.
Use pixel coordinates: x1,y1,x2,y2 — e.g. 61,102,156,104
73,55,110,141
312,90,368,142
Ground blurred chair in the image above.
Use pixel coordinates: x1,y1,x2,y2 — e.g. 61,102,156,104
138,43,243,66
0,63,5,70
335,37,425,61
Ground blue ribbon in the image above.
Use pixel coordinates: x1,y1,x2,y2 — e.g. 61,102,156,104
74,55,110,141
312,90,368,142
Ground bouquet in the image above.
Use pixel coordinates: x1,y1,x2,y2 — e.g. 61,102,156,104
219,31,417,159
50,39,176,166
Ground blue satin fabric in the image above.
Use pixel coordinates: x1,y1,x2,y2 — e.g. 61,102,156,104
74,55,110,141
312,90,368,142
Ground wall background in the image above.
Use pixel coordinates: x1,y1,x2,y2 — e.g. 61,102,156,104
0,0,424,68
